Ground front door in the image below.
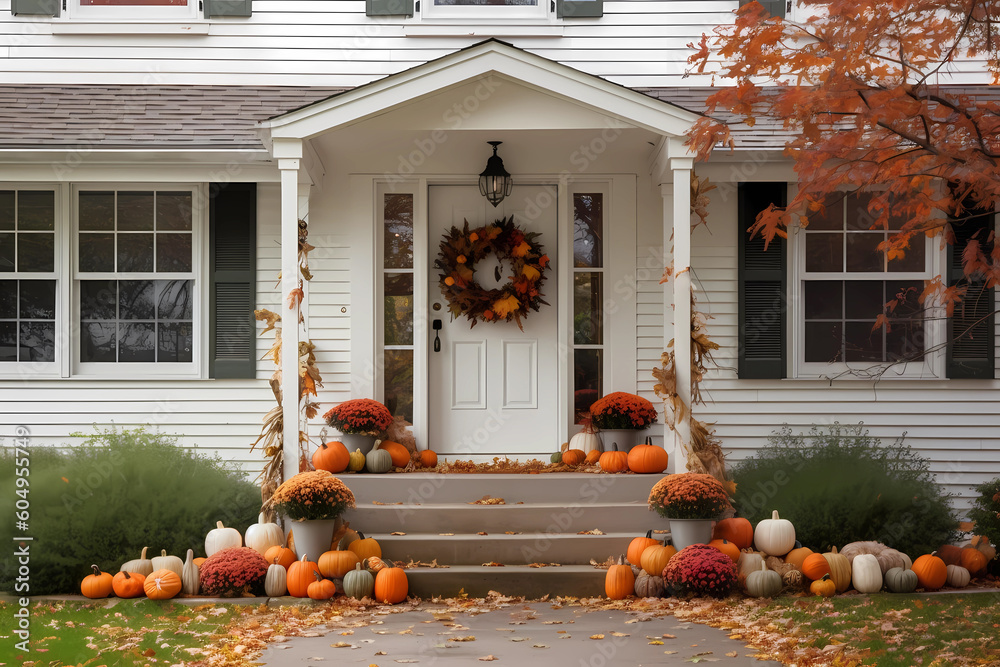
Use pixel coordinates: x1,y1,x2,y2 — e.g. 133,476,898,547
428,184,559,456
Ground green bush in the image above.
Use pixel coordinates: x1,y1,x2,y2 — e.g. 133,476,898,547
730,423,958,557
967,477,1000,550
0,426,261,595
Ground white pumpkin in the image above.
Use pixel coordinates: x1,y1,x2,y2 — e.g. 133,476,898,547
151,549,184,577
205,520,242,557
946,564,970,588
570,426,602,454
851,554,883,593
754,510,796,556
245,513,285,556
120,546,154,577
265,558,287,597
181,549,200,596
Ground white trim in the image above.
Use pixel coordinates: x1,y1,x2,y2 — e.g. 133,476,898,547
423,0,548,21
403,24,564,37
50,21,209,34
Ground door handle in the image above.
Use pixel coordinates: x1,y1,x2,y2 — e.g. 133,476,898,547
433,319,442,352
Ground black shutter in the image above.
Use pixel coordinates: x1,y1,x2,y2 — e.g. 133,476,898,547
11,0,60,16
210,183,257,379
204,0,252,17
738,182,787,379
557,0,604,18
946,204,995,379
739,0,787,18
367,0,413,16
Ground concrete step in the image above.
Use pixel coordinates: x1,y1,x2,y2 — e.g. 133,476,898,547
375,532,634,566
342,502,663,535
343,472,662,505
403,564,607,599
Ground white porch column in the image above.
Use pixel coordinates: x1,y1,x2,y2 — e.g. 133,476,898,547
663,155,693,474
276,138,304,483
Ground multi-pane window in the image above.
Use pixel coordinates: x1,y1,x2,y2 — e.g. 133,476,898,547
0,190,57,364
426,0,545,18
77,189,196,366
383,193,414,423
572,191,604,423
800,192,930,365
71,0,197,19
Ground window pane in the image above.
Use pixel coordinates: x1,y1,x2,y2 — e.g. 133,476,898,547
18,192,54,231
574,348,602,424
0,192,14,230
157,280,193,320
80,280,116,320
887,321,925,361
119,280,155,320
805,232,842,272
0,321,15,361
384,273,414,346
886,281,923,318
79,192,115,231
847,192,881,230
803,281,841,320
845,321,882,361
156,233,192,272
17,233,54,272
844,280,883,319
117,192,154,231
158,322,193,362
887,239,925,272
383,349,413,423
20,321,55,362
81,0,188,5
804,321,842,363
573,193,603,268
805,198,843,230
20,280,55,319
156,192,193,231
81,322,116,362
574,271,603,345
79,233,115,272
119,322,156,362
117,233,154,272
384,194,413,270
435,0,537,4
846,232,883,272
0,233,13,272
0,280,15,317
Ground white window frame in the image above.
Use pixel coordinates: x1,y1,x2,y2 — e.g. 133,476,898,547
790,200,946,379
71,184,205,379
422,0,548,21
0,185,63,380
66,0,199,20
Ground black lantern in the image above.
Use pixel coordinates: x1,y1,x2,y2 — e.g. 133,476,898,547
478,141,513,207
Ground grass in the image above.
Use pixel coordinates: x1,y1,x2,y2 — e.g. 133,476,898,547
763,592,1000,666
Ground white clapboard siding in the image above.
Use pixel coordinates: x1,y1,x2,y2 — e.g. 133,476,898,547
635,185,1000,513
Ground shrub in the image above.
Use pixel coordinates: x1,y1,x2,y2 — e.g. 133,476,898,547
0,426,260,595
662,544,737,598
967,477,1000,550
730,423,957,557
199,547,269,596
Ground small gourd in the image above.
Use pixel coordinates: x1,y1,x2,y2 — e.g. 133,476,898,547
809,573,836,597
946,564,970,588
851,553,883,594
344,562,375,600
366,447,392,474
419,450,438,468
562,449,586,466
884,567,918,593
151,549,184,578
633,572,665,598
364,556,388,575
265,557,288,597
754,510,796,556
245,513,285,556
81,565,113,599
181,549,200,596
584,449,602,465
745,561,782,598
205,521,242,557
348,448,366,472
550,451,564,464
120,546,154,577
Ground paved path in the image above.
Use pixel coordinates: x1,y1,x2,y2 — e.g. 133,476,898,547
256,602,782,666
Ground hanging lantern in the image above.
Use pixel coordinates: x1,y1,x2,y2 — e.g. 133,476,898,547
478,141,513,207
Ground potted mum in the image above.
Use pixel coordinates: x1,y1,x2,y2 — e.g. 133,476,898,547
648,473,732,550
272,470,356,562
589,391,658,452
323,398,394,454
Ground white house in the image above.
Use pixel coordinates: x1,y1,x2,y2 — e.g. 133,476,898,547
0,0,996,512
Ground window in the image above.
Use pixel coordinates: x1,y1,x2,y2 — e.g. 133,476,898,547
572,188,605,423
75,187,199,375
382,192,415,422
69,0,198,20
424,0,547,20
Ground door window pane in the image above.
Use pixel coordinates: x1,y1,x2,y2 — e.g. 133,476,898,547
573,272,602,345
573,193,603,268
384,194,414,269
384,273,414,346
574,349,602,424
384,349,413,423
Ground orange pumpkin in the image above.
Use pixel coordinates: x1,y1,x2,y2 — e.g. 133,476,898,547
712,518,754,550
937,544,962,566
784,546,814,571
374,566,409,604
627,530,661,566
584,449,602,465
319,548,360,579
599,444,629,473
348,532,382,561
112,570,146,598
287,554,323,598
801,553,832,581
312,441,350,473
143,569,182,600
364,556,388,574
419,450,438,468
193,557,207,567
265,545,296,569
307,571,337,600
708,539,740,564
626,443,669,474
605,555,635,600
380,440,411,468
960,546,988,575
562,449,586,466
912,554,947,591
81,565,113,599
640,539,677,576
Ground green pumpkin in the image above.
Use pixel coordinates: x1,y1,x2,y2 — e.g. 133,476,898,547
366,448,392,474
550,451,563,463
884,567,918,593
745,562,782,598
343,562,375,600
347,449,365,472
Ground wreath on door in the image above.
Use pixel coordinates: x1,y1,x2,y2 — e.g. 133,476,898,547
435,216,549,331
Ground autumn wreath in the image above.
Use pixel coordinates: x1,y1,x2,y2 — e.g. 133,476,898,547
435,216,549,330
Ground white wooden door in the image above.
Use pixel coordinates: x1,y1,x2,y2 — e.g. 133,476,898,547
428,184,559,456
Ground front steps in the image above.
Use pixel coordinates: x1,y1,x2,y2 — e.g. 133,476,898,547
341,472,665,598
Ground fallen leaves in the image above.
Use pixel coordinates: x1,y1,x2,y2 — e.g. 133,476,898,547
576,528,605,535
479,655,498,661
482,562,505,567
469,495,506,505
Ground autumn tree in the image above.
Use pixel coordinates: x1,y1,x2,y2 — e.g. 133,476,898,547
687,0,1000,328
